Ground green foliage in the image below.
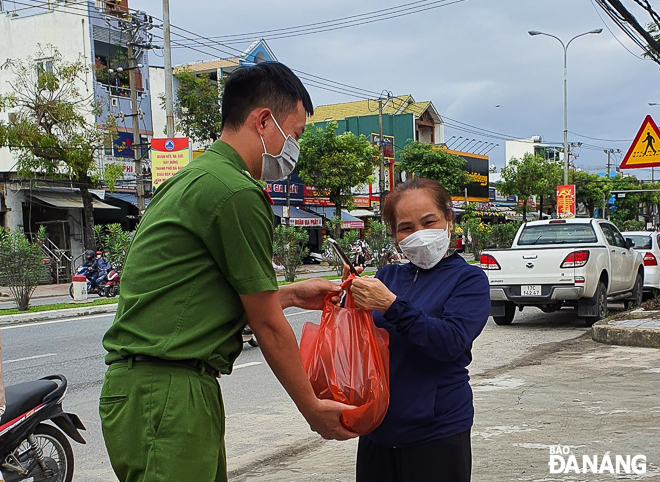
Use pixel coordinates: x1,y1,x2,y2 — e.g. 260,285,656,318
497,154,562,222
322,221,359,275
272,225,309,283
459,218,491,257
397,142,469,195
170,70,223,147
569,170,611,217
93,223,132,270
103,163,125,192
489,222,522,249
613,219,645,232
364,220,392,271
0,46,117,249
0,227,49,311
298,122,379,237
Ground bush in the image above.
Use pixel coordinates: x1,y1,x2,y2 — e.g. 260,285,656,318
273,225,309,283
0,227,49,311
364,220,392,271
460,218,491,257
613,219,645,232
93,223,133,270
490,222,522,249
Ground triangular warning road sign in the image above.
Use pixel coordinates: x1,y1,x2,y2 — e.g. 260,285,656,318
620,115,660,169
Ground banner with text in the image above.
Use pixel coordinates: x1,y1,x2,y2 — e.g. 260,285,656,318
151,138,191,188
556,184,576,219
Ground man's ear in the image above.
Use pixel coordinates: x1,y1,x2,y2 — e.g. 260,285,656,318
254,108,272,136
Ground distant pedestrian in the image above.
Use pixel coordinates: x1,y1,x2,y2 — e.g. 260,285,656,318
345,178,490,482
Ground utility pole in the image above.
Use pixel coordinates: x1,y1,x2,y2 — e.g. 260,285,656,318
284,175,291,227
127,41,145,213
162,0,175,138
378,97,385,221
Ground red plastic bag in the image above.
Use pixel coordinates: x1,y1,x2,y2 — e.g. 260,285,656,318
299,276,390,435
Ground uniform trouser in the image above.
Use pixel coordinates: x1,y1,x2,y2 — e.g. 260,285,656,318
356,429,472,482
99,361,227,482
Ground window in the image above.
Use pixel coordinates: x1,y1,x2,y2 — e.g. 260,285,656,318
628,235,652,249
518,224,597,245
600,224,617,246
36,59,53,76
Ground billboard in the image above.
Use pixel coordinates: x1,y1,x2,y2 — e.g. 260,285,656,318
266,173,305,205
151,138,191,188
556,185,576,219
444,149,489,202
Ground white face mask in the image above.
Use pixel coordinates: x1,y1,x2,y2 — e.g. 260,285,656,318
260,114,300,181
398,228,450,270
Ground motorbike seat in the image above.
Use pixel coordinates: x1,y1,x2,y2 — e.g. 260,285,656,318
2,380,59,425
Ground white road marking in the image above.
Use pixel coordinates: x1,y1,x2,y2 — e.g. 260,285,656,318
4,353,57,364
234,362,263,369
284,310,316,318
1,313,116,330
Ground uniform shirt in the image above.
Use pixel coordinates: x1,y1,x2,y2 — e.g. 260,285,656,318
364,252,490,447
103,140,277,374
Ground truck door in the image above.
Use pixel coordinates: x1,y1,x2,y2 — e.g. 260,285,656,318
601,223,626,291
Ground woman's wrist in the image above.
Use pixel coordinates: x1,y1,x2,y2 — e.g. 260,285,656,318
378,293,397,313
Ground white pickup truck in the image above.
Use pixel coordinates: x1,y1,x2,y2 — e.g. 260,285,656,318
481,218,644,326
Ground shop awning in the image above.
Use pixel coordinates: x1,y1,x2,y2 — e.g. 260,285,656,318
310,207,365,230
272,206,323,227
31,190,119,210
107,192,151,208
346,208,376,218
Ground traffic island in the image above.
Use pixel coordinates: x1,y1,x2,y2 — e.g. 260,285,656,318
592,310,660,349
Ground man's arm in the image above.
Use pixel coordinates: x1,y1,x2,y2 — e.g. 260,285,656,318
240,290,357,440
278,278,342,310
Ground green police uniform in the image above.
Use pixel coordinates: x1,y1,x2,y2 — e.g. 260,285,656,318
100,140,277,482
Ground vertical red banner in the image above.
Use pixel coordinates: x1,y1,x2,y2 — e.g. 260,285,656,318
556,184,576,219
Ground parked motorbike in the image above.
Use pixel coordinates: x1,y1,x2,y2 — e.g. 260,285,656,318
0,374,85,482
102,268,120,298
242,326,258,347
68,266,106,298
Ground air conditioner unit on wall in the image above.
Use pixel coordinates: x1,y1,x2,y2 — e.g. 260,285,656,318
111,98,118,107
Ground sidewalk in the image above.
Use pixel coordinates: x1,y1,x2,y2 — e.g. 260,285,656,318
0,283,70,299
231,334,660,481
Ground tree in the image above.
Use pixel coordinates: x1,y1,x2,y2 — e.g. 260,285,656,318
397,142,469,195
93,223,133,270
0,227,49,311
497,154,555,222
536,159,563,218
273,225,309,283
170,70,223,147
297,121,379,238
0,46,121,249
569,171,611,218
364,220,391,271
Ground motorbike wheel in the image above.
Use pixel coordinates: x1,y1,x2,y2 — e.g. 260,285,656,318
68,284,74,299
105,285,118,298
12,423,74,482
248,336,259,347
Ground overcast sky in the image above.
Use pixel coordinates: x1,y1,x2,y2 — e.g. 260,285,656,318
137,0,660,178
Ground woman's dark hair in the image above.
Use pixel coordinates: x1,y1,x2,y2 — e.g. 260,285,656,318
382,178,454,234
221,62,313,131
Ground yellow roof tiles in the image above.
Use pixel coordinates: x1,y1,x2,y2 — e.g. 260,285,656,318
307,95,434,124
173,58,240,74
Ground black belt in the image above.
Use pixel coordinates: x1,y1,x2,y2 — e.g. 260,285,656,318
112,355,220,378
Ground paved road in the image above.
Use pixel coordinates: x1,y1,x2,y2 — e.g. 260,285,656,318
0,303,602,481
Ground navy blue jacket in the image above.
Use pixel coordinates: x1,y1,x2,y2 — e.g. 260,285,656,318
365,252,490,447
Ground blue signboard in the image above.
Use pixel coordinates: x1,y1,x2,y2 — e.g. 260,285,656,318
266,173,305,205
113,131,134,158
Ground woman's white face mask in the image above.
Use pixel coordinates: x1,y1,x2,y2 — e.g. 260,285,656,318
398,228,450,270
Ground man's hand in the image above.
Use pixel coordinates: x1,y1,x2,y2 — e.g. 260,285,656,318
301,398,359,441
341,264,364,282
280,278,342,310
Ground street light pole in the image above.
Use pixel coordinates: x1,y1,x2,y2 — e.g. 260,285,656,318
529,29,602,185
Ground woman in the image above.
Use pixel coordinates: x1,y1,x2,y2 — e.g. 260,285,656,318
348,178,490,482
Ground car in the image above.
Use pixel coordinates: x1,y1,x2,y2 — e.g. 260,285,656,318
621,231,660,295
482,218,644,326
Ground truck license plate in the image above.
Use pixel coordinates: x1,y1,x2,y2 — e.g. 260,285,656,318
521,285,542,296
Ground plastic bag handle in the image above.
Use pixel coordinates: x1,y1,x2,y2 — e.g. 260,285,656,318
325,274,357,308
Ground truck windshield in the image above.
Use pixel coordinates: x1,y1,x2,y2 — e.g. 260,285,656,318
518,224,597,245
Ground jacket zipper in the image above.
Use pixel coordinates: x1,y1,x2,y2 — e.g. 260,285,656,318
403,268,419,299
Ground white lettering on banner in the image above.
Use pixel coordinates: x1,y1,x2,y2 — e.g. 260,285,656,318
548,446,646,475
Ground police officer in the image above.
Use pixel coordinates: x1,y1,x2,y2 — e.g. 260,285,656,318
100,62,357,482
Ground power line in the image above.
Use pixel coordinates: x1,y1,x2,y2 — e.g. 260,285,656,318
170,0,466,46
568,130,633,142
588,0,647,60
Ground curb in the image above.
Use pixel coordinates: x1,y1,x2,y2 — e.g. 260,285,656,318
0,304,118,326
592,314,660,349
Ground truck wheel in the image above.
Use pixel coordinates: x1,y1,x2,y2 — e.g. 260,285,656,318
585,281,607,326
624,272,643,310
493,302,515,326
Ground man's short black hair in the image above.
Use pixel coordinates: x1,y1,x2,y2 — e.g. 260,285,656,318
221,62,313,131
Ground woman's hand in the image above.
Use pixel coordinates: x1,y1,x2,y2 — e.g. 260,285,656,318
350,277,397,313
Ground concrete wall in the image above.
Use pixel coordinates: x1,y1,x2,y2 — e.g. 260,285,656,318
505,138,550,164
0,3,95,172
